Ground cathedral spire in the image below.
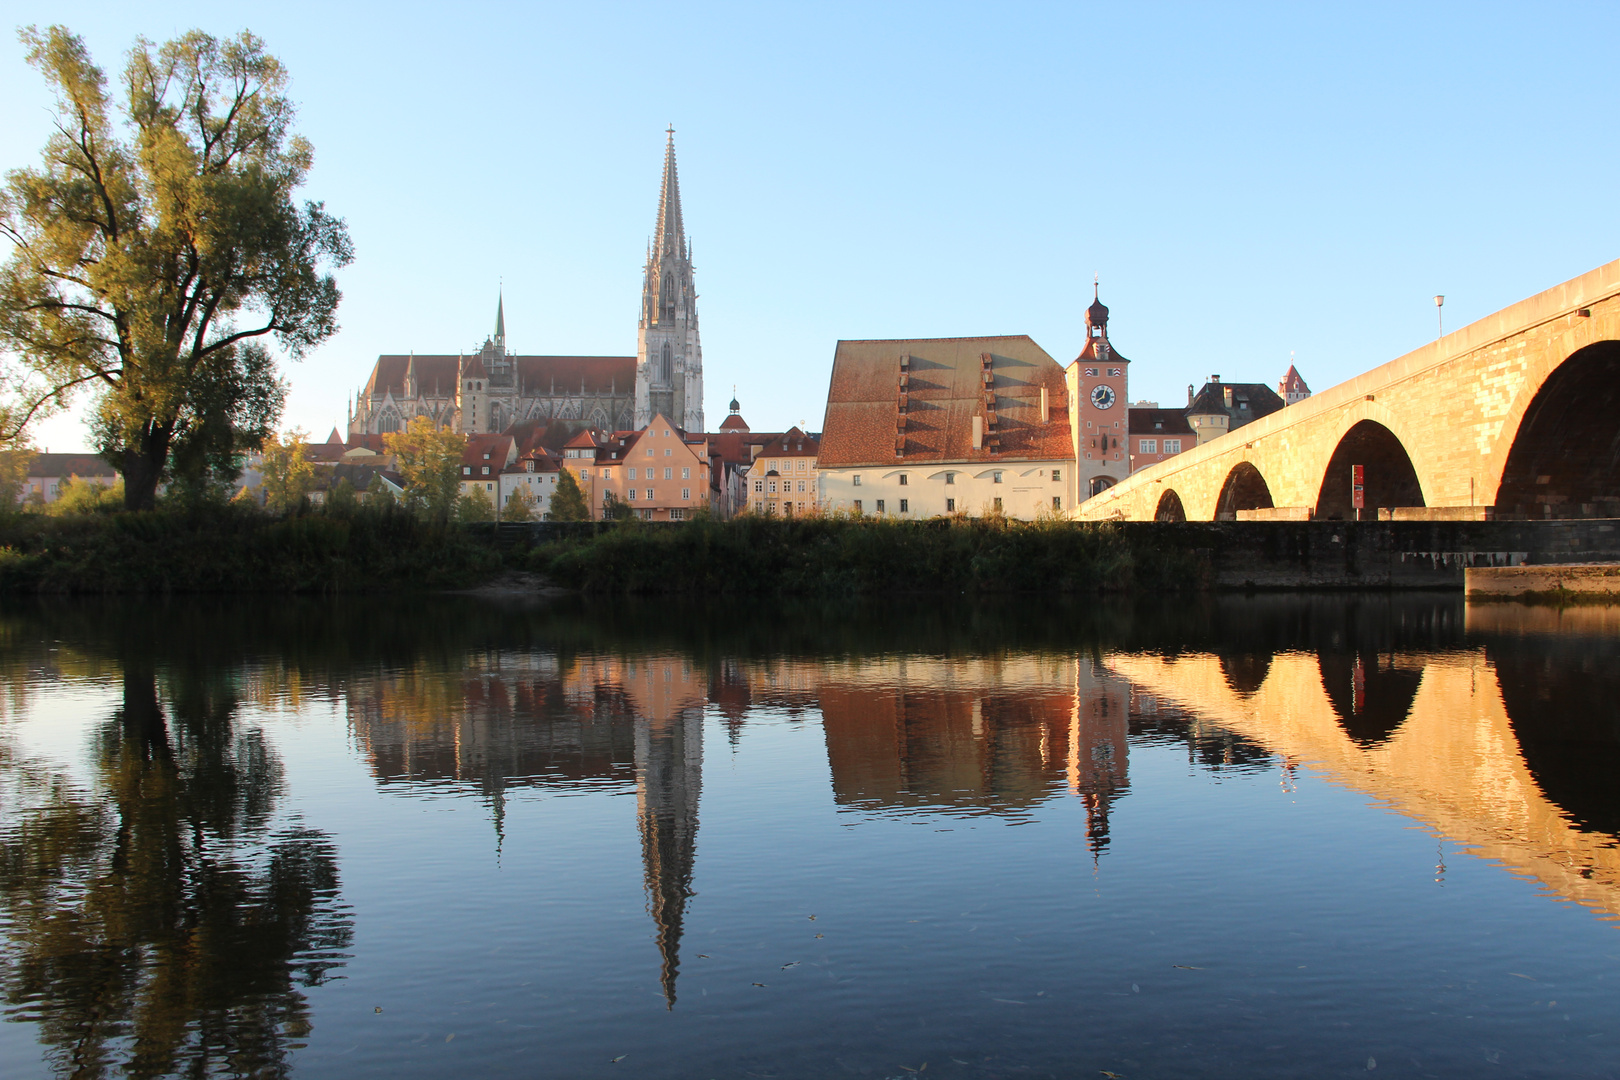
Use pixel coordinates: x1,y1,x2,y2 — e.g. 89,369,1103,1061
654,126,685,257
636,128,704,432
494,290,506,346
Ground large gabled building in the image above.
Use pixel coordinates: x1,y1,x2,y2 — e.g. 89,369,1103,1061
817,334,1074,519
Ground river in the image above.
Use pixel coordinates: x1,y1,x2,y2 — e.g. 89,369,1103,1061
0,594,1616,1079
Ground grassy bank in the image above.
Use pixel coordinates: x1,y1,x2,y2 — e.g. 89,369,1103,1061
0,505,503,593
530,515,1210,595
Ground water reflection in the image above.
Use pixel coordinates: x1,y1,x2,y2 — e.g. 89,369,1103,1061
1113,601,1620,921
0,647,351,1079
4,594,1620,1076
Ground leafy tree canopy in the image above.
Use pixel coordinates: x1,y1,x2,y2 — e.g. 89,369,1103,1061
549,464,588,521
259,427,312,514
455,484,494,523
503,483,534,522
0,26,352,509
383,416,463,521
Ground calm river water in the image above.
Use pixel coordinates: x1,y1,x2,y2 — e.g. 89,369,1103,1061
1,595,1618,1079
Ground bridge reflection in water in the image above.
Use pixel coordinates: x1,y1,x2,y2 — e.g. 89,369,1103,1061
1110,605,1620,921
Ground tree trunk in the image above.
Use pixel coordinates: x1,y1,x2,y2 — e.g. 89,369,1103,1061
120,426,173,511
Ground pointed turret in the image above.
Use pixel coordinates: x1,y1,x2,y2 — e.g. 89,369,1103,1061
495,291,506,347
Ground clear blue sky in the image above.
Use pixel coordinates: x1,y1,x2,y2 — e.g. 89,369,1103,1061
4,1,1618,449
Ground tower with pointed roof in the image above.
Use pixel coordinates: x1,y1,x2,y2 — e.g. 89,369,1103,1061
636,129,705,432
1066,280,1131,500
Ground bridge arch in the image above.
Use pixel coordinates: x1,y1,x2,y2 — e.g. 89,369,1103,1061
1313,419,1425,520
1214,461,1274,520
1493,340,1620,518
1154,488,1186,522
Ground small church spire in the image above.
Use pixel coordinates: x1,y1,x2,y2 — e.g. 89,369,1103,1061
495,290,506,346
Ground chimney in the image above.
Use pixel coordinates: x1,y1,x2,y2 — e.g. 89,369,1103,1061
1210,374,1221,383
1223,386,1234,408
1187,384,1194,406
972,415,984,450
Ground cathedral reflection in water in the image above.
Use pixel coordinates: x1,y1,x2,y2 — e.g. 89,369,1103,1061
340,607,1620,1005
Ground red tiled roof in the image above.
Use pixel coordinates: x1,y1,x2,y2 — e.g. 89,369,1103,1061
819,335,1073,468
1279,364,1310,395
306,442,345,463
460,434,516,469
563,429,602,449
345,433,388,453
719,414,749,431
25,452,118,479
362,354,636,400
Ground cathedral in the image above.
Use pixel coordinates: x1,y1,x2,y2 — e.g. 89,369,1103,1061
348,130,705,440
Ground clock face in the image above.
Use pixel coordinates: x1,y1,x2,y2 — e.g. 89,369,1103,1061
1090,384,1117,410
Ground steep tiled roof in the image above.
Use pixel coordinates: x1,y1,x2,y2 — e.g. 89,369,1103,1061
362,354,635,399
461,434,516,470
366,355,460,398
719,414,749,431
819,335,1073,468
1279,364,1310,396
26,453,117,479
1128,408,1192,435
1187,380,1286,428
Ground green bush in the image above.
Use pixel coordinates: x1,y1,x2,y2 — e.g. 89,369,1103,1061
530,515,1207,596
0,501,503,593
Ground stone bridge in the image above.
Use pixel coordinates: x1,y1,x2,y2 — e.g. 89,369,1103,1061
1078,259,1620,522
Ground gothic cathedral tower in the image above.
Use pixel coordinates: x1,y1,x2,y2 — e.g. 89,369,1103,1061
636,129,704,432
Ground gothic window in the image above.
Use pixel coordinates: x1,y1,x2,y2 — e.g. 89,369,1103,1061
660,343,672,384
661,273,674,318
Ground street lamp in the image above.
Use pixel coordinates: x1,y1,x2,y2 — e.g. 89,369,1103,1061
1435,295,1445,338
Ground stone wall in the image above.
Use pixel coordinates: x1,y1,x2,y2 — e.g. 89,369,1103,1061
1127,518,1620,589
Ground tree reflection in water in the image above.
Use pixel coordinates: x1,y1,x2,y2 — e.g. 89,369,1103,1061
0,659,351,1079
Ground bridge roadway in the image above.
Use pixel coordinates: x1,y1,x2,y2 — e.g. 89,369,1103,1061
1078,259,1620,522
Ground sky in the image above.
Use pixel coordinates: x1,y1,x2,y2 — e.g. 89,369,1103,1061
3,1,1619,449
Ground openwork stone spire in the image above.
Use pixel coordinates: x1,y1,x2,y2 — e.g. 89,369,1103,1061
635,128,704,431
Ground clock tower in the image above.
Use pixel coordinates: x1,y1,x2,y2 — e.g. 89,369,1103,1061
1066,281,1130,501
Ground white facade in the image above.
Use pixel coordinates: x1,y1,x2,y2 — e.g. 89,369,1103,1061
499,463,559,518
817,462,1070,520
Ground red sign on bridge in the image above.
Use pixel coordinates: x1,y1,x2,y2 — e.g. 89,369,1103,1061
1352,464,1365,511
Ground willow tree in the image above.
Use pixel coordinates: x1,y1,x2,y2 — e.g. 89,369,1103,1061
0,27,352,509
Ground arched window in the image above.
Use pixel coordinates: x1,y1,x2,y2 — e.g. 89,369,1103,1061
661,274,674,318
660,343,672,384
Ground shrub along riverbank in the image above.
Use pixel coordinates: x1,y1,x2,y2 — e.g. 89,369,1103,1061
0,510,1210,595
530,515,1209,595
0,505,503,593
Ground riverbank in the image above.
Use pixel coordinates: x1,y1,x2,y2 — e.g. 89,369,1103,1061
529,515,1207,595
4,510,1617,595
0,506,503,593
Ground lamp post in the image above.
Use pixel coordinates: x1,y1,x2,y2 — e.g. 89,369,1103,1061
1435,295,1445,338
